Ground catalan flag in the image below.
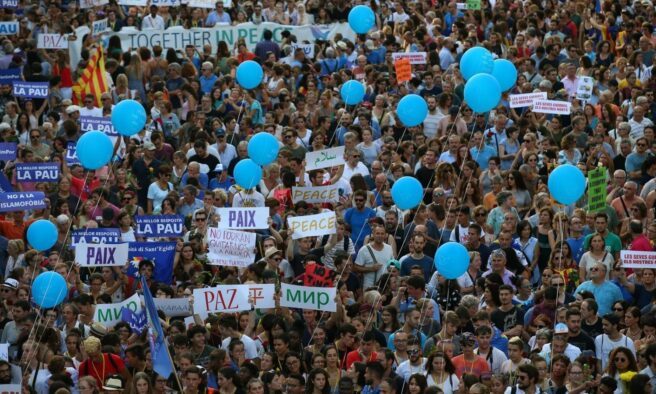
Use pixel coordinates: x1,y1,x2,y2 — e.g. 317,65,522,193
72,44,109,107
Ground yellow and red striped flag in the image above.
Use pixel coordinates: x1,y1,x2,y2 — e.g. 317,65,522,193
72,44,109,107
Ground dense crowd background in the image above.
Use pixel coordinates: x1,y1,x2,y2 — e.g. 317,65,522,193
1,0,656,393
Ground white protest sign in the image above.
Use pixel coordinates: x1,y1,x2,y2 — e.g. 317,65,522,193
0,343,8,361
207,228,257,267
280,283,336,312
509,92,547,108
153,297,192,317
79,0,109,8
187,0,217,7
291,185,340,204
0,385,21,394
75,243,130,267
93,293,142,328
37,34,68,49
216,207,268,229
0,22,18,36
391,52,427,65
118,0,147,4
531,100,572,115
92,19,109,36
305,146,345,171
456,2,467,9
291,43,315,59
621,250,656,269
150,0,181,5
576,76,594,101
287,211,337,239
193,285,250,314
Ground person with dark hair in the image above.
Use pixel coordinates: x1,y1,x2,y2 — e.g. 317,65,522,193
595,313,636,370
285,372,305,394
504,364,539,394
187,325,216,368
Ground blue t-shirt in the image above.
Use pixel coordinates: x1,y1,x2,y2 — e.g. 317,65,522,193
574,280,623,315
400,255,434,282
471,146,497,170
566,235,586,264
344,207,376,247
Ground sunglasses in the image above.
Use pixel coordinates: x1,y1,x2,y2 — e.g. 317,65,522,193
195,217,207,222
613,308,624,312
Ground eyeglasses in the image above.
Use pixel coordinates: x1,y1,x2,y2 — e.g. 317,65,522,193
30,135,39,139
535,324,546,329
590,268,599,272
284,135,293,139
195,217,207,222
638,143,647,147
614,307,624,312
475,212,487,217
354,199,365,202
272,257,282,262
552,282,565,287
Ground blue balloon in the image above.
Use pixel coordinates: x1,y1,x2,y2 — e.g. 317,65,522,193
77,131,113,170
434,242,470,279
27,219,57,251
548,164,586,205
348,5,375,34
111,99,146,136
397,94,428,127
234,159,262,189
491,59,518,91
391,177,423,210
340,80,365,105
236,60,264,89
464,74,501,113
460,46,494,80
248,132,279,166
32,271,67,308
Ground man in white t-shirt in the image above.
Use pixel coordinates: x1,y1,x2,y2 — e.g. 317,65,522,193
354,225,393,288
218,314,259,360
78,96,102,118
595,313,635,370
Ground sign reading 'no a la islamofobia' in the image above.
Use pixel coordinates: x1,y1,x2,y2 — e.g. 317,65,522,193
93,293,141,328
280,283,336,312
287,211,337,239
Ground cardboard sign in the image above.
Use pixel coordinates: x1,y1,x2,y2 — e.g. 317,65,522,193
303,264,335,287
92,19,109,36
391,52,427,65
15,163,59,183
587,167,607,213
0,69,21,85
135,215,184,237
576,76,594,101
93,293,142,328
291,185,340,204
12,81,49,98
193,284,275,315
75,243,130,267
280,283,336,312
0,22,18,36
216,207,269,229
509,92,547,108
287,211,337,239
291,43,315,59
80,116,118,136
395,58,412,84
207,228,257,267
71,228,121,245
305,146,345,171
0,143,16,161
151,297,192,317
620,250,656,269
0,191,46,212
532,100,572,115
37,34,68,49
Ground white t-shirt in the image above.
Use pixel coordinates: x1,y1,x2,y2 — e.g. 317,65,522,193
221,334,259,360
79,106,103,118
427,373,460,393
231,190,265,207
355,243,394,288
396,358,427,381
423,111,443,139
595,334,635,370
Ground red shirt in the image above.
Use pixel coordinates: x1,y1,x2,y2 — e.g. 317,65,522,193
345,349,378,370
630,234,653,251
80,353,125,388
70,176,101,202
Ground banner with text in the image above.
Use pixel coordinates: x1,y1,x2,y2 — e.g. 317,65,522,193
280,283,336,312
216,207,268,229
291,185,340,204
587,167,607,213
0,143,16,161
576,76,594,101
509,92,547,108
92,19,108,36
291,43,315,59
80,0,109,8
117,0,147,5
0,192,46,212
193,284,276,315
153,297,192,317
93,293,141,328
75,243,130,267
287,211,337,239
0,69,21,85
12,82,48,99
532,100,572,115
621,250,656,269
127,242,176,284
71,228,121,245
0,385,21,394
135,215,184,237
207,227,257,267
37,34,68,49
66,142,80,165
0,0,18,8
0,22,18,36
391,52,427,65
16,163,59,183
80,116,118,136
305,146,345,171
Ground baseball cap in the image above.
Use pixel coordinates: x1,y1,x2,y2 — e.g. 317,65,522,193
66,105,81,114
143,141,156,151
2,278,18,290
554,323,569,335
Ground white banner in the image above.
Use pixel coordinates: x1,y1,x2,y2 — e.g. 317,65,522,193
291,185,340,204
117,0,147,5
92,19,108,36
280,283,336,312
37,34,69,49
0,385,21,394
75,243,129,267
509,92,547,108
287,211,337,239
70,23,356,71
151,0,181,5
576,76,594,101
532,100,572,115
79,0,108,8
391,52,427,65
0,22,18,36
305,146,345,171
207,228,257,267
187,0,215,7
0,343,7,361
621,250,656,269
193,284,276,315
93,293,142,328
291,43,315,59
216,207,269,229
153,297,192,317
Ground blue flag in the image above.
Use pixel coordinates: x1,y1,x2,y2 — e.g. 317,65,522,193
127,242,176,284
121,307,146,334
595,0,601,13
142,276,175,379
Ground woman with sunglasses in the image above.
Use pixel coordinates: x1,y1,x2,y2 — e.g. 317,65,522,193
605,347,638,393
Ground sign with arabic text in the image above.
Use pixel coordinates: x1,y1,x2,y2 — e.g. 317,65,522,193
305,146,345,171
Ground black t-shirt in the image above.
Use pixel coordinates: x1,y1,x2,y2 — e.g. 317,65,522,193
491,306,525,333
582,318,604,339
568,331,596,353
415,166,435,204
189,153,220,178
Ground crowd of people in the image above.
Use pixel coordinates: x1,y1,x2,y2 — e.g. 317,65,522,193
1,0,656,393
